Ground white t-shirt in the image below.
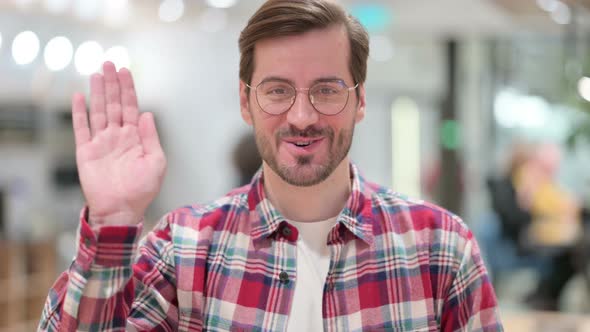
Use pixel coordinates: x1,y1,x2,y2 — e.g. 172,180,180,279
286,217,338,332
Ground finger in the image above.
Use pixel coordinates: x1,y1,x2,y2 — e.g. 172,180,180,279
118,68,139,126
103,61,123,126
71,93,91,146
89,73,107,134
138,112,163,156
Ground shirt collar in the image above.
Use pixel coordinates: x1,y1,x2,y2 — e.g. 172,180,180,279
247,162,374,246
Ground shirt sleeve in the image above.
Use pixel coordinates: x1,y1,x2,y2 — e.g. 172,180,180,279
38,208,179,331
440,230,504,332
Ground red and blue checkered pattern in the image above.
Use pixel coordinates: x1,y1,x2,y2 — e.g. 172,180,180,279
39,163,502,331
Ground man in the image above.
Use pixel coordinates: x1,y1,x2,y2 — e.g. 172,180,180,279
39,0,503,331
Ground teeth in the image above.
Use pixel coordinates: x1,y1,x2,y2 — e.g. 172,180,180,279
295,141,311,147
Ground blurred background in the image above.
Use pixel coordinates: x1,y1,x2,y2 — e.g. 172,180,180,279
0,0,590,330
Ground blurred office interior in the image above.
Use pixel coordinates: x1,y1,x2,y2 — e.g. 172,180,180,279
0,0,590,330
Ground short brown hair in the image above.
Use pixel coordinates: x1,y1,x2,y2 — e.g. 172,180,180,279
238,0,369,88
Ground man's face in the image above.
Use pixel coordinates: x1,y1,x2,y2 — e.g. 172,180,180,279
239,25,366,187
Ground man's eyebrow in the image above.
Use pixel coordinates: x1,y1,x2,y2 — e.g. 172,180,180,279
259,76,346,85
312,77,345,84
260,76,295,85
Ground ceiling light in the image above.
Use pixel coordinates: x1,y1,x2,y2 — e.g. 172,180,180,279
550,2,571,25
44,36,74,71
75,41,104,75
536,0,559,12
12,30,40,65
578,77,590,102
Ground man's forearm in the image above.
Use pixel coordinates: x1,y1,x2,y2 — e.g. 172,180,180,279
38,209,142,331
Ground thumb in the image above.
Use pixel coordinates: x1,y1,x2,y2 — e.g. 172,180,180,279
138,112,163,156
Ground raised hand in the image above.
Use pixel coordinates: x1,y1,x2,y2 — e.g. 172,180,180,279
72,62,166,226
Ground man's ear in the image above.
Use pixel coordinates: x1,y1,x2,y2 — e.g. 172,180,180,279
239,80,253,126
355,84,366,123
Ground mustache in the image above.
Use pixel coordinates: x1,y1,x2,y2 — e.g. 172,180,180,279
276,125,331,138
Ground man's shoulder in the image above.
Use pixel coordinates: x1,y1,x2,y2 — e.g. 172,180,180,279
366,180,470,237
165,185,250,231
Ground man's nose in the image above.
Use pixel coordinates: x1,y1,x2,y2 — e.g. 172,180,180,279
286,90,320,130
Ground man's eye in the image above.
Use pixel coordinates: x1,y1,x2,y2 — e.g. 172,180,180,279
269,88,287,95
263,84,292,96
319,88,337,95
314,85,340,95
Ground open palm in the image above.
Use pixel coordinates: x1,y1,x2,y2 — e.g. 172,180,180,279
72,62,166,226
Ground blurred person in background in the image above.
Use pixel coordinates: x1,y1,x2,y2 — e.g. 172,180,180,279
487,141,534,254
514,142,582,240
38,0,502,331
513,142,588,310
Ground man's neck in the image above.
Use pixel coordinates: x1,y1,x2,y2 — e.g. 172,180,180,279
262,159,352,222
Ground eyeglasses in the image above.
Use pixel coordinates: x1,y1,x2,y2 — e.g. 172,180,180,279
246,79,359,116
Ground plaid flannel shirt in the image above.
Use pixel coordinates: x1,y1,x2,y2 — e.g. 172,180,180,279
39,163,503,331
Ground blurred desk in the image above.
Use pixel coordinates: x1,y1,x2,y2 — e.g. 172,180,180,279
503,311,590,332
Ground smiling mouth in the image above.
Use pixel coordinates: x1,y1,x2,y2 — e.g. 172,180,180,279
286,137,323,147
293,141,312,147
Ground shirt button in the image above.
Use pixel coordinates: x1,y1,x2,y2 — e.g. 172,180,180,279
279,271,289,284
281,226,292,237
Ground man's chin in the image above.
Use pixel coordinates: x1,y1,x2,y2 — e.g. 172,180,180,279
277,163,330,187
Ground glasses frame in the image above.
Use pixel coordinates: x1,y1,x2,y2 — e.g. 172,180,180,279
246,79,359,116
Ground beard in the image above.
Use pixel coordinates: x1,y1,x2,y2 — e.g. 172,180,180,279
253,120,354,187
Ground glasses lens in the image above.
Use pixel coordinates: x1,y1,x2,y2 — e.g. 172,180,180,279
310,81,349,115
256,81,295,114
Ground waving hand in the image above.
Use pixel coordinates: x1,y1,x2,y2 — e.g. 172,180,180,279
72,62,166,226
